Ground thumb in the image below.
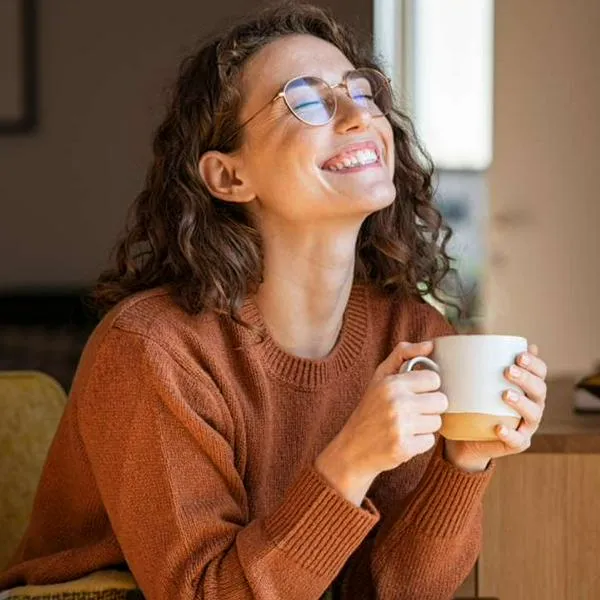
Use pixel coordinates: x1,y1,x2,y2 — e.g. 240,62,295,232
374,340,434,380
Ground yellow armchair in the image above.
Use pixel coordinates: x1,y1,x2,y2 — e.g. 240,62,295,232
0,371,67,570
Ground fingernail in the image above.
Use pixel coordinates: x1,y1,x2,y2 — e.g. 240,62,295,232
510,365,521,378
499,426,508,435
519,353,530,366
506,390,519,403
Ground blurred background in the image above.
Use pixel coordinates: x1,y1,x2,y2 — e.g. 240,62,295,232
0,0,598,389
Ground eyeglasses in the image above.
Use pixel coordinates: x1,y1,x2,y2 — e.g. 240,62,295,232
221,68,393,147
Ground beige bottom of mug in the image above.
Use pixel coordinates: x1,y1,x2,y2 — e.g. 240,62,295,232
440,412,521,441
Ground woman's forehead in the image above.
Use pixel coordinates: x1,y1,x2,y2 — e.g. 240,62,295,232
242,34,355,94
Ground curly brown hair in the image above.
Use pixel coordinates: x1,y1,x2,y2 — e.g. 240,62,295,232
92,1,465,324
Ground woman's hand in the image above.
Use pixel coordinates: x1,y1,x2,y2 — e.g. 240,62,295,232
315,340,447,506
444,343,548,472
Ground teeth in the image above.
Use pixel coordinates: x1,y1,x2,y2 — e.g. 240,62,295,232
324,148,379,171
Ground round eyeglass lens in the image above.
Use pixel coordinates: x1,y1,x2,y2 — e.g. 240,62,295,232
283,76,336,125
347,69,392,116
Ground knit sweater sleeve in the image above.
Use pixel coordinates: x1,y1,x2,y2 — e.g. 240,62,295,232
334,302,494,600
337,439,492,599
76,327,379,600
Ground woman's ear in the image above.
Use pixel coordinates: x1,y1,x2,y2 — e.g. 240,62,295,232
198,151,256,204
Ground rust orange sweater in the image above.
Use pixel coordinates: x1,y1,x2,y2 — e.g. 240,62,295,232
0,283,493,599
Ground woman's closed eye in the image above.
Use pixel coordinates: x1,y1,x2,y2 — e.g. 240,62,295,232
352,93,374,104
293,100,327,110
351,94,377,111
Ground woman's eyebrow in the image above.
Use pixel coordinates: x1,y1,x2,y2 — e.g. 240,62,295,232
301,69,356,85
263,66,356,102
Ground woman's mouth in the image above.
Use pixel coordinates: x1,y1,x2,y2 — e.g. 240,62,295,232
320,142,383,173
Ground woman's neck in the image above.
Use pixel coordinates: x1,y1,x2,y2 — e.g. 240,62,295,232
254,274,354,359
252,225,359,359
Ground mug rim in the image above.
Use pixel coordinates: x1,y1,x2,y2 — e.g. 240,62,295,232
433,334,528,343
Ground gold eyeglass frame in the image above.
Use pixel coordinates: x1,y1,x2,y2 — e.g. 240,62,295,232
221,68,392,147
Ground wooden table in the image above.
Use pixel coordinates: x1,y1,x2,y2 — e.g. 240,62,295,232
529,376,600,453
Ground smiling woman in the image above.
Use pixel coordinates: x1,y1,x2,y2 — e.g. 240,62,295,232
90,5,462,325
0,3,494,600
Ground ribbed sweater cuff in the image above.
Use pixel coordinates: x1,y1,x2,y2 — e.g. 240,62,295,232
397,441,494,537
264,466,380,577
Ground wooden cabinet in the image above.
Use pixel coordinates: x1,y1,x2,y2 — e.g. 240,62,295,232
480,453,600,598
456,378,600,599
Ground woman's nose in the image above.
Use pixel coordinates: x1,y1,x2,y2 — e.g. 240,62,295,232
333,92,372,132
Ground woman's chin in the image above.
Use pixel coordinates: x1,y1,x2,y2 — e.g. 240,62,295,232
339,181,396,214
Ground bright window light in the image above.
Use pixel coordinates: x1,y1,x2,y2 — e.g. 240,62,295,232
374,0,495,170
373,0,400,80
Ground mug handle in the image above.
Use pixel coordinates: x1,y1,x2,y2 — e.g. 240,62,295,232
399,356,440,374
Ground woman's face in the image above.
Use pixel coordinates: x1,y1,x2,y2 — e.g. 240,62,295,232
236,34,396,225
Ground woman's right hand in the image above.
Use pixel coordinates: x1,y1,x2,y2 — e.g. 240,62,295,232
314,340,448,506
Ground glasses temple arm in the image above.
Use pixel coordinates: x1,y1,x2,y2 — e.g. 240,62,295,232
219,91,284,149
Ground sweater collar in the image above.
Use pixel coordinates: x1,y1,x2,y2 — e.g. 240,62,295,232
239,283,369,390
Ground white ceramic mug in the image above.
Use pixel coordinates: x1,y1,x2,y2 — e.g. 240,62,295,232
399,334,528,441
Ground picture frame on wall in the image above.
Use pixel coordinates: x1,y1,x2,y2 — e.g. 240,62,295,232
0,0,38,134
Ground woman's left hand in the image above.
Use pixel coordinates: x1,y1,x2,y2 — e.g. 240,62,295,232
443,343,548,472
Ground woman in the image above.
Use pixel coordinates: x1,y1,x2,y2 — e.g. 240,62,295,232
0,3,548,599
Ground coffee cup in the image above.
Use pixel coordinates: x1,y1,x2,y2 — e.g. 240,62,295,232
399,334,528,441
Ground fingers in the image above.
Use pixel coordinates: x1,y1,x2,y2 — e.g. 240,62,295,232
376,340,433,379
412,391,448,414
499,381,546,450
410,433,437,455
504,364,547,406
410,413,443,435
398,340,434,357
496,423,531,452
515,349,548,380
390,369,441,394
499,344,547,453
502,389,543,431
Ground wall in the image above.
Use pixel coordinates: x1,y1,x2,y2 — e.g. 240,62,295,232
484,0,600,374
0,0,372,290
